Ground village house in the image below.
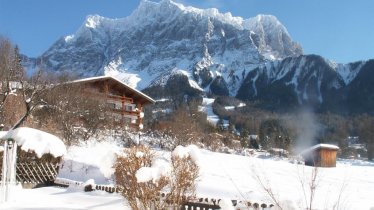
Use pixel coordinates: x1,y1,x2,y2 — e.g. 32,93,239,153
68,76,155,130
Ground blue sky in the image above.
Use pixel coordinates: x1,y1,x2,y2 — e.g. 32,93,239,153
0,0,373,63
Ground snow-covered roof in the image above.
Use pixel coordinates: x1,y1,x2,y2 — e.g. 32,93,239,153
301,143,339,156
1,127,66,158
249,135,258,139
69,76,155,104
310,143,339,150
0,131,7,139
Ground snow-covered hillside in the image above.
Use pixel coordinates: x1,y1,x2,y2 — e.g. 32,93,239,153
25,0,302,96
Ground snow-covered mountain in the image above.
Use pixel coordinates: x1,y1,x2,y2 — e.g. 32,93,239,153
237,55,374,113
26,0,302,95
23,0,374,114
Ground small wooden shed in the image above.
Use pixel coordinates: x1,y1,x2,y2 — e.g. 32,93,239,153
1,127,66,188
301,144,339,167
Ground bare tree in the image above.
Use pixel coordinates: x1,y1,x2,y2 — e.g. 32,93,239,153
252,167,284,210
354,114,374,160
297,166,320,210
0,37,49,130
34,81,108,145
0,37,20,123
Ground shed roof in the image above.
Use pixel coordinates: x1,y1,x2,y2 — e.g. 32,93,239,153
300,144,339,156
0,127,66,158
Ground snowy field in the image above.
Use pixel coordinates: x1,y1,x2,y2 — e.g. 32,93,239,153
1,138,374,210
195,150,374,209
0,186,128,210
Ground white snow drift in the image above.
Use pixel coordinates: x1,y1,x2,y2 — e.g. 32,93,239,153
1,127,66,158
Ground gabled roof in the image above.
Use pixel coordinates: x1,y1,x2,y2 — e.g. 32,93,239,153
69,76,155,104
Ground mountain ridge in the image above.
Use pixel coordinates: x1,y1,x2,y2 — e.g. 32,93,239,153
24,0,302,91
21,0,374,114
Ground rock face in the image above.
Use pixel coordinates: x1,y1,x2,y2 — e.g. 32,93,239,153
22,0,374,114
26,0,301,92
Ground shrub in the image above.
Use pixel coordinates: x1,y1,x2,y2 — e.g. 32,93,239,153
114,145,199,210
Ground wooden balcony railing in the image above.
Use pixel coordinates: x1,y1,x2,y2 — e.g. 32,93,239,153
109,108,140,117
83,90,133,103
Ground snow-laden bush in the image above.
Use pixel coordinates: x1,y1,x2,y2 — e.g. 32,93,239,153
114,145,199,210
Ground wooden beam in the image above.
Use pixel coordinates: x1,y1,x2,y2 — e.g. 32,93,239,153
109,108,140,117
108,94,133,103
104,81,109,95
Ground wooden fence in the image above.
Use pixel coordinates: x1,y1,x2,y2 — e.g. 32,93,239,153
16,162,59,184
0,161,60,187
180,200,274,210
0,148,61,187
181,202,220,209
95,184,119,193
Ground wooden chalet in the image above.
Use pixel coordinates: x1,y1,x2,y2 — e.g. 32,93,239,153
69,76,155,130
301,144,339,167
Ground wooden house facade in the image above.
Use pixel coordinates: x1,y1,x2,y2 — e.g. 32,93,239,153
69,76,155,130
301,144,339,167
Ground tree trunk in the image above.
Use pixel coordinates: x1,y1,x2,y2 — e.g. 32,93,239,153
368,142,374,161
11,103,31,130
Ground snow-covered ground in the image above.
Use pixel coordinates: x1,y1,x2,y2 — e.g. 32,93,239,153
58,139,122,184
1,138,374,210
0,186,128,210
196,150,374,209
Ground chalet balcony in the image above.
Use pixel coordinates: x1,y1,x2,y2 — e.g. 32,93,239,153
83,90,134,103
109,107,140,117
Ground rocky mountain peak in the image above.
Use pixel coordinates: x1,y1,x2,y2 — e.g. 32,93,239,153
244,14,303,59
26,0,303,95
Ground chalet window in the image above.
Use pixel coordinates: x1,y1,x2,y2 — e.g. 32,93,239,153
115,104,122,110
107,102,122,109
107,103,116,109
125,105,133,111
